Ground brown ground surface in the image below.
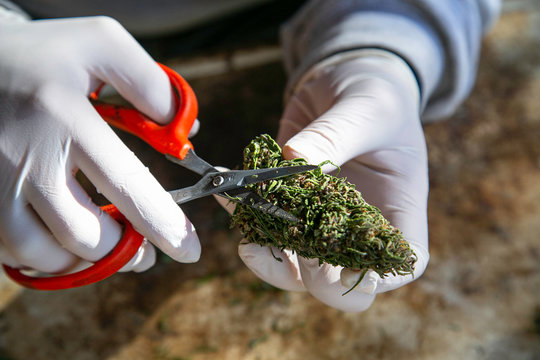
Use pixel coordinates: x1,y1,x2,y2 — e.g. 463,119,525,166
1,5,540,360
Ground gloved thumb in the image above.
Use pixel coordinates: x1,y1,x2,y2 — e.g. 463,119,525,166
276,53,420,166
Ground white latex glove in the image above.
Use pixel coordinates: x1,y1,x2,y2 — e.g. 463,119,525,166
0,16,201,275
219,49,429,312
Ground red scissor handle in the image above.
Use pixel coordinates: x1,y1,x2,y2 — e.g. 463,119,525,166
3,64,196,290
2,205,144,290
92,63,198,160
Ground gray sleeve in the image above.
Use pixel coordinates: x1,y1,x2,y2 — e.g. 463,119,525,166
280,0,502,122
0,0,31,22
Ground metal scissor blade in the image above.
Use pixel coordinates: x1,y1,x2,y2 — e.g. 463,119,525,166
166,149,313,222
238,165,317,186
169,164,316,205
169,183,300,222
221,188,300,223
209,164,316,192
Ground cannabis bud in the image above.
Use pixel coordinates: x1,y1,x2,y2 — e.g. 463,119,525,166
230,134,416,282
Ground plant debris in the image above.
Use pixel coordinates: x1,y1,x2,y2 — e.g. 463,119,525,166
230,134,416,281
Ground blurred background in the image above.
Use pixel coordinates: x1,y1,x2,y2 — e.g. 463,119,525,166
1,1,539,359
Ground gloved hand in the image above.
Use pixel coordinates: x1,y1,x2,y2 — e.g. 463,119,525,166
0,16,200,275
219,49,430,312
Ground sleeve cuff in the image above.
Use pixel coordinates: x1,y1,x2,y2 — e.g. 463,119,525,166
281,8,444,115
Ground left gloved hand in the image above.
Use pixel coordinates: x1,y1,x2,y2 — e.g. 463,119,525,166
218,49,430,312
0,16,200,276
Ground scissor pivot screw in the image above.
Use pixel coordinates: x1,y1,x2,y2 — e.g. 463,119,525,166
212,175,225,187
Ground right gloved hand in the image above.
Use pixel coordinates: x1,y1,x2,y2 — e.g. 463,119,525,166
0,16,201,275
224,50,430,312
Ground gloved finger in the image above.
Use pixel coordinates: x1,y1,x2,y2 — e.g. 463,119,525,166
72,101,200,264
118,239,156,273
0,200,77,273
25,169,123,263
0,243,22,269
340,269,380,294
189,119,200,138
238,243,306,292
83,16,175,124
26,171,158,272
61,241,156,274
278,79,410,168
297,257,376,313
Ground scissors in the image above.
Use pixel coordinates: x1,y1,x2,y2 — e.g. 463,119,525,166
3,63,315,290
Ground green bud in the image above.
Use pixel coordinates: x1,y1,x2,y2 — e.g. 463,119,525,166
230,134,416,281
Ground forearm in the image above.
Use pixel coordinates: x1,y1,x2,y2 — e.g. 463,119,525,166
281,0,502,122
